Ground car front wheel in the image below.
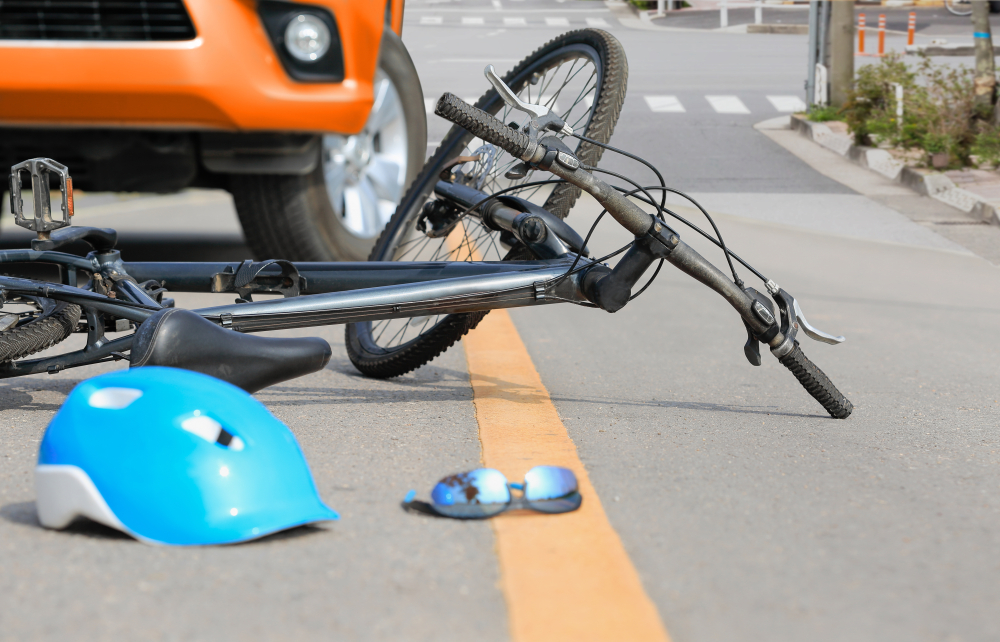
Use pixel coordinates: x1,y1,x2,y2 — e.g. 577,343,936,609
232,28,427,261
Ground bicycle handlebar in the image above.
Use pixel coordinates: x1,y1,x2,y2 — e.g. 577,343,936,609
436,93,533,160
778,343,853,419
434,93,853,419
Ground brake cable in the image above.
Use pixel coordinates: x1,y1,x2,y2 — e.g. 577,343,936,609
572,132,745,288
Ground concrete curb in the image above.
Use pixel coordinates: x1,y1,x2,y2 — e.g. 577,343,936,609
747,24,809,34
906,43,1000,57
789,115,1000,226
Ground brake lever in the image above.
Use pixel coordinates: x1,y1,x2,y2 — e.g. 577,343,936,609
768,283,845,347
484,65,574,137
792,298,845,345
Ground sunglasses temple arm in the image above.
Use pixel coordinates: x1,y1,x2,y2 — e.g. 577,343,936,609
403,489,416,503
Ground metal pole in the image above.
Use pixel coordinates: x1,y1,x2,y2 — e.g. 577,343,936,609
806,0,819,110
755,0,762,26
657,0,665,15
818,1,829,69
721,0,728,29
829,0,854,108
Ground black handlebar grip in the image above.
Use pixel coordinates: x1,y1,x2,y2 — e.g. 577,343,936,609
778,342,853,419
435,93,532,159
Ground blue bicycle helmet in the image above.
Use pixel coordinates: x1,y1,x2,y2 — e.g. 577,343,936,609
36,366,337,545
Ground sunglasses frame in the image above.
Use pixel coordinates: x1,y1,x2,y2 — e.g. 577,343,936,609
403,466,583,520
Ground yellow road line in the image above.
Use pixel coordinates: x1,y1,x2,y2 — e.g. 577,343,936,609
463,309,670,642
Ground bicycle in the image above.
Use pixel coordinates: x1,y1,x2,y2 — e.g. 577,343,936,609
0,30,853,419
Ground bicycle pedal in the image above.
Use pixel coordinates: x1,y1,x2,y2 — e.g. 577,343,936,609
9,158,74,242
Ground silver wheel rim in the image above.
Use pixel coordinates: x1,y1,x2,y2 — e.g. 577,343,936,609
322,70,409,239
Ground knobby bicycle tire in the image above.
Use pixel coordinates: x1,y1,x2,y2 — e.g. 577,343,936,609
346,29,627,378
0,300,82,363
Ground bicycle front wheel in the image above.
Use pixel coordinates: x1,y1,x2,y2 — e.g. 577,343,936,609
346,29,627,378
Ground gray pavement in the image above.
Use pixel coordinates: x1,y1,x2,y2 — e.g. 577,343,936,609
2,6,1000,641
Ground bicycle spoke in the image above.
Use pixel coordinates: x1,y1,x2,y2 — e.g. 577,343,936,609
360,47,606,356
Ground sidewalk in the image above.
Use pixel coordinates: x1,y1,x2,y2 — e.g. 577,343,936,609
757,117,1000,266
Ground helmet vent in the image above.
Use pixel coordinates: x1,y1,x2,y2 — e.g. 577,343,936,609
88,387,143,409
181,415,245,451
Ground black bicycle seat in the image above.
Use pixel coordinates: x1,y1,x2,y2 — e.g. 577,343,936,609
130,309,331,393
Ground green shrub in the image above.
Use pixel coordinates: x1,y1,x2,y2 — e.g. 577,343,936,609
807,104,843,122
971,123,1000,167
842,54,980,165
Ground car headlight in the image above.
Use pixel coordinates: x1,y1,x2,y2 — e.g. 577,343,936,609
284,14,331,63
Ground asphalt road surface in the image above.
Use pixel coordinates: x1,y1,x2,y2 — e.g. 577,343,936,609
1,3,999,641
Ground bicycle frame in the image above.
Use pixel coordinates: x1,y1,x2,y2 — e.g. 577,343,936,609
0,252,590,378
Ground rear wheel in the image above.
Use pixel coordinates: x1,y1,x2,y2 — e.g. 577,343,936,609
346,29,628,378
232,28,427,261
0,297,81,363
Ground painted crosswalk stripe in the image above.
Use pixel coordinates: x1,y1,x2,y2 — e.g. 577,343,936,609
644,95,685,113
462,16,485,25
545,17,570,27
419,16,442,25
767,95,807,112
504,16,527,26
586,17,610,27
706,95,750,114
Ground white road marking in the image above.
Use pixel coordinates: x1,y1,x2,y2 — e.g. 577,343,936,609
419,16,442,25
586,17,609,27
462,16,485,25
504,16,527,26
706,95,750,114
584,95,593,109
545,17,570,27
644,95,685,113
767,95,807,112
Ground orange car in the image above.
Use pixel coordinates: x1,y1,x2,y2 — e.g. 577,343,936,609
0,0,426,260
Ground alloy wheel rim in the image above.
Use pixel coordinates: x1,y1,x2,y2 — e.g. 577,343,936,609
322,70,409,239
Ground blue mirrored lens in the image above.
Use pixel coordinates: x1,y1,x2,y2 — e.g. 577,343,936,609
430,468,511,518
523,466,578,502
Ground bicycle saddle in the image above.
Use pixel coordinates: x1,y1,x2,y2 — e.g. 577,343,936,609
130,309,331,393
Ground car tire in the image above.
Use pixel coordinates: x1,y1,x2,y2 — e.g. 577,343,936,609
231,28,427,261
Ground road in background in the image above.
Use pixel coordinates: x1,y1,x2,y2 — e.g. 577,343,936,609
1,4,998,641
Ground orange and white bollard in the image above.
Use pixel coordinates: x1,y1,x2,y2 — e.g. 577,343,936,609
878,14,886,57
858,13,866,54
907,12,916,46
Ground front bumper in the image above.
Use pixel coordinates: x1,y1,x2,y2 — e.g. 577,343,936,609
0,0,384,135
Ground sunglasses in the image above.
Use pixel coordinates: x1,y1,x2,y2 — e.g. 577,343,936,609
403,466,582,519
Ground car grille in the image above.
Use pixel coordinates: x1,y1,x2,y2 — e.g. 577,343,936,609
0,1,197,41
